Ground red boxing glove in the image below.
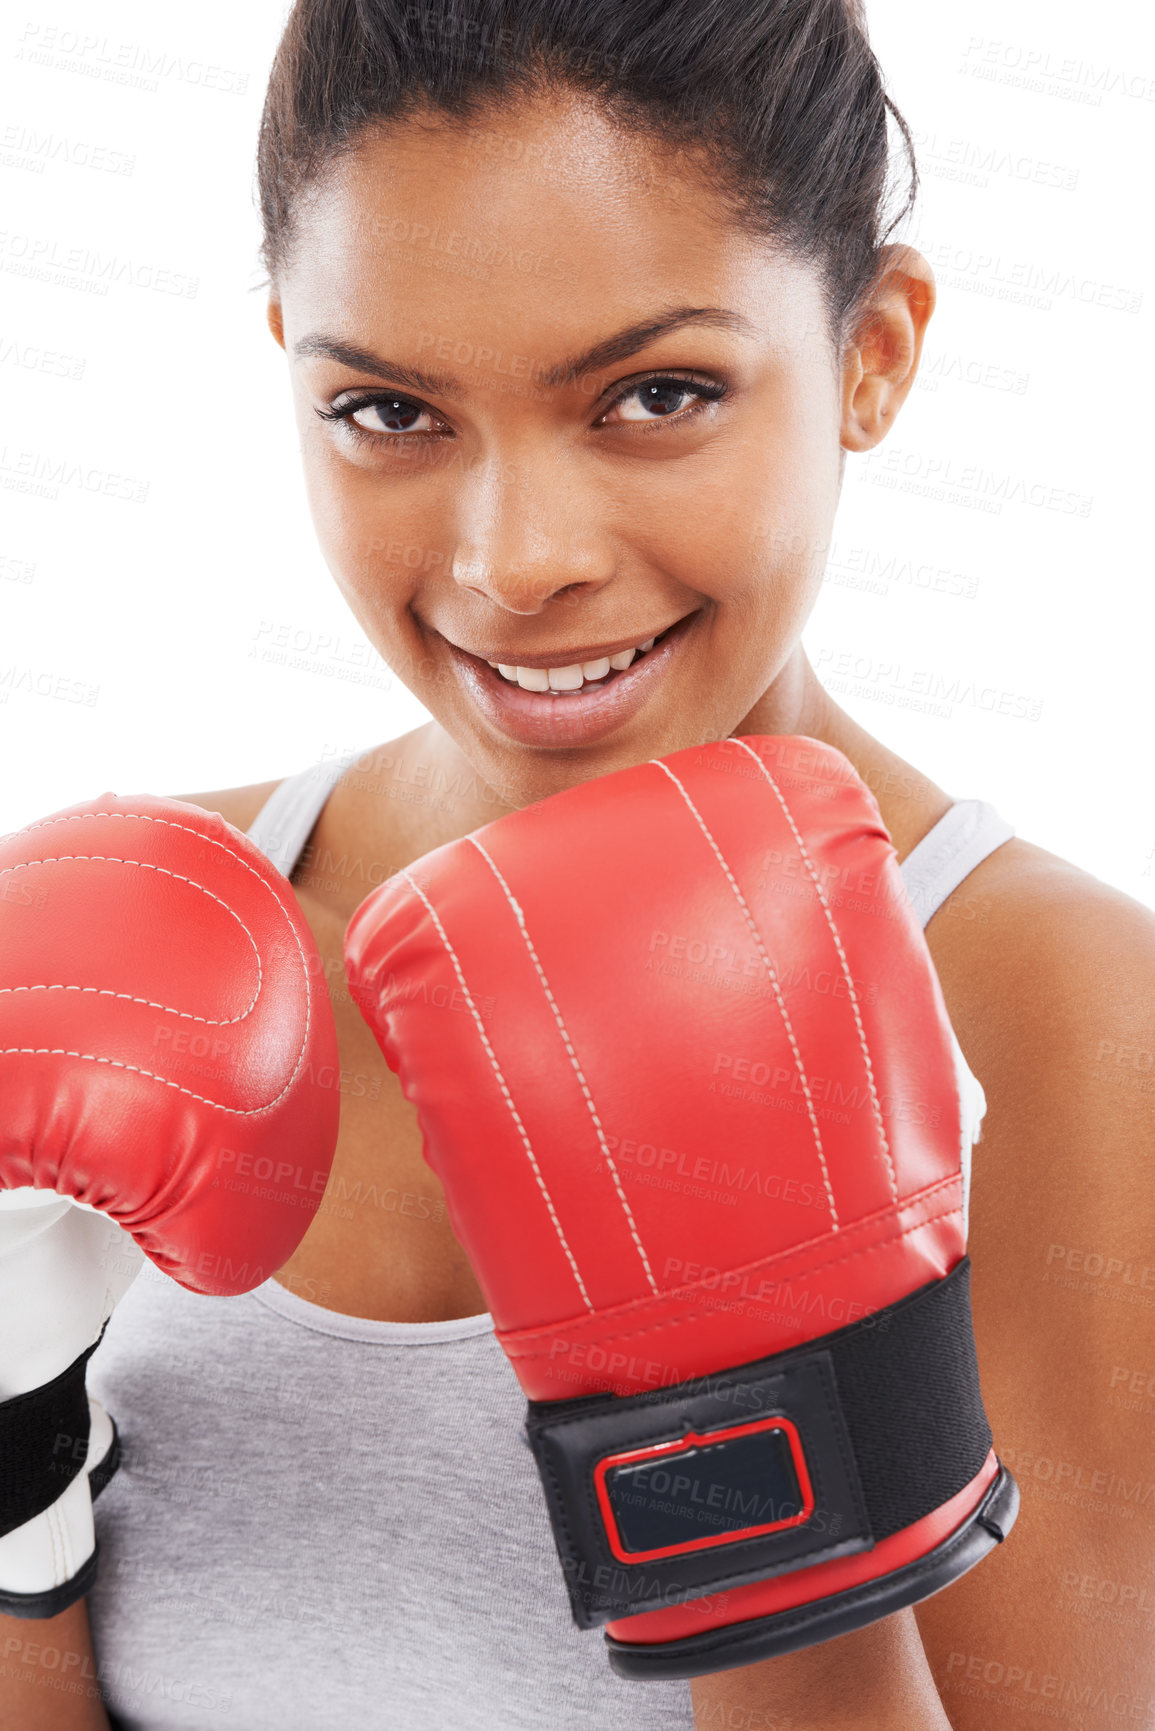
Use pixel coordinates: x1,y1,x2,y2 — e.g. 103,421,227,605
345,736,1016,1678
0,793,339,1616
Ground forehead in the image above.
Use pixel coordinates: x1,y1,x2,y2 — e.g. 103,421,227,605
279,93,828,352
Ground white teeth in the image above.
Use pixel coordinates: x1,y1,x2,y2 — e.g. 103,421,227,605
547,664,585,691
486,632,664,691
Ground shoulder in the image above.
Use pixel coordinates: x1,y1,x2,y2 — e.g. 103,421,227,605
926,833,1155,1106
927,833,1154,1238
928,832,1155,1344
930,831,1154,1483
172,778,285,835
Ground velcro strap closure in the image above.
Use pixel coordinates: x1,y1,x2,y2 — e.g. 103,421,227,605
0,1338,100,1538
526,1259,992,1628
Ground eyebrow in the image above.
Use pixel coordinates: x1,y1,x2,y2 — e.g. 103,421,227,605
293,306,758,397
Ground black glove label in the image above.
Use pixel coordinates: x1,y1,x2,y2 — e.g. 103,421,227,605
599,1416,811,1561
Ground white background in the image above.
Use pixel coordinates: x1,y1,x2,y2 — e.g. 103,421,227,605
1,0,1151,907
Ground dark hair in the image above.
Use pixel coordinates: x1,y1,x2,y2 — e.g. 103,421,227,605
257,0,916,341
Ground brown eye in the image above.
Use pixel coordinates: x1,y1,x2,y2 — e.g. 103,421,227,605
612,381,697,422
600,375,725,428
349,397,432,434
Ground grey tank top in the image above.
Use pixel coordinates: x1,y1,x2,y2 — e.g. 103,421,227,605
87,753,1014,1731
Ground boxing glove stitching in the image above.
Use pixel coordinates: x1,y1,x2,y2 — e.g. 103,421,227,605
1,817,322,1115
0,1049,312,1117
511,1196,962,1355
730,739,898,1207
503,1190,964,1360
1,857,263,1026
397,865,595,1312
0,981,259,1025
6,811,309,1011
467,837,660,1297
506,1167,960,1339
13,810,245,847
648,760,840,1229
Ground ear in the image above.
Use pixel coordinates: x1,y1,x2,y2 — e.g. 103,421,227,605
267,297,286,351
839,245,935,454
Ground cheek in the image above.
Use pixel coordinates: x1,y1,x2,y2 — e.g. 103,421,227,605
747,391,842,603
296,407,353,562
634,406,839,614
296,423,447,619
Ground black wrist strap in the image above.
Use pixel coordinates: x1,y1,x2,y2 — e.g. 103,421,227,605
0,1420,120,1622
0,1334,102,1538
526,1259,993,1629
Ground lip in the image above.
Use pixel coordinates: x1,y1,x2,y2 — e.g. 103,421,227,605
456,631,670,671
441,613,697,749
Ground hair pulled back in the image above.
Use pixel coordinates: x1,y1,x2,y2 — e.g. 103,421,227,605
257,0,916,339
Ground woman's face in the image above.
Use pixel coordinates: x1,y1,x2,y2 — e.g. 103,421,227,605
271,91,893,805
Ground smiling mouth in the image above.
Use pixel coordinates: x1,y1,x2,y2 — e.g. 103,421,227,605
456,622,681,696
440,611,697,747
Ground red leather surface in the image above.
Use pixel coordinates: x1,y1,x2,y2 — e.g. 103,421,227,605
501,1176,963,1398
0,794,340,1293
345,735,968,1390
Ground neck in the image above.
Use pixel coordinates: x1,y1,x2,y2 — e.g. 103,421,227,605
742,649,953,861
410,646,952,862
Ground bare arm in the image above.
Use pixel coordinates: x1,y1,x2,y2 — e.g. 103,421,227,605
0,1602,110,1730
915,860,1155,1725
0,778,283,1731
693,850,1155,1729
691,1610,952,1730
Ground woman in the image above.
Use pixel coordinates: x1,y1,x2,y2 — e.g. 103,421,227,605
4,0,1152,1725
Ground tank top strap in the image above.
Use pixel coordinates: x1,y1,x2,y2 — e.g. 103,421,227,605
246,759,1010,1238
899,798,1015,930
245,751,362,878
895,796,1015,1230
250,763,1015,919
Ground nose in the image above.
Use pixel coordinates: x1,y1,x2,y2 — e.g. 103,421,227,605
451,449,615,614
